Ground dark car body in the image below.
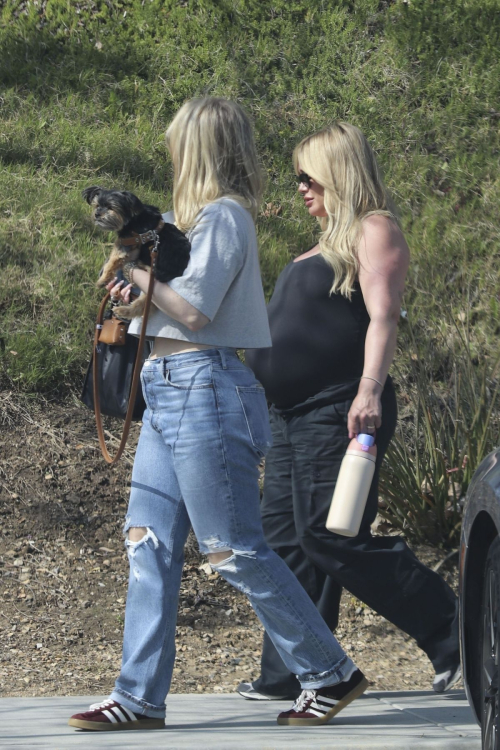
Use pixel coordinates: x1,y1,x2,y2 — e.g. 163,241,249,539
460,448,500,727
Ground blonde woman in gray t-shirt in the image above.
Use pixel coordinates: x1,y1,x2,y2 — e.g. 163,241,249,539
69,98,367,732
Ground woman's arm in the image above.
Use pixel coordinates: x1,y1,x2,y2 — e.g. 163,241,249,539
116,271,210,332
347,214,410,438
110,202,244,333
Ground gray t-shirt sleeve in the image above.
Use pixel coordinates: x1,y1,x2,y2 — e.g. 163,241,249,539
167,202,245,321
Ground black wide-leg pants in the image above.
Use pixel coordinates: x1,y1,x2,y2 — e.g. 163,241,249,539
252,379,459,697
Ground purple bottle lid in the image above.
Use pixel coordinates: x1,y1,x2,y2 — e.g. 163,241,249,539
356,433,375,452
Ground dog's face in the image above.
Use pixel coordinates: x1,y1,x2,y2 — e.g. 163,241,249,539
82,186,144,231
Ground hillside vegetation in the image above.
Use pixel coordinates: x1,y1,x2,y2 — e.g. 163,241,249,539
1,0,499,390
1,0,499,543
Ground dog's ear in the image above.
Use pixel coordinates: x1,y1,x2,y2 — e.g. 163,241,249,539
119,191,144,216
82,186,102,204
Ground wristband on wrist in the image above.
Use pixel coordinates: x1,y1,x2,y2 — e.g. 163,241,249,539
361,375,384,388
122,262,138,285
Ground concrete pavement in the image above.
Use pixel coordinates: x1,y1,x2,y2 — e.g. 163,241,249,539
0,690,481,749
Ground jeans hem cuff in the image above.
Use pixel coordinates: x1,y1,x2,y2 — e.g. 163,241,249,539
111,687,166,718
299,655,355,689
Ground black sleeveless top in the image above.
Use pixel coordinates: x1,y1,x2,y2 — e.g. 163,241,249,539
245,253,370,409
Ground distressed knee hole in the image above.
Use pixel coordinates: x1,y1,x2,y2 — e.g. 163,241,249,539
208,551,233,565
202,536,257,573
205,545,256,574
128,526,148,543
124,527,159,582
125,527,159,557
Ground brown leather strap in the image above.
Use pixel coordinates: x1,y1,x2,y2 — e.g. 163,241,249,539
93,246,158,465
119,219,165,247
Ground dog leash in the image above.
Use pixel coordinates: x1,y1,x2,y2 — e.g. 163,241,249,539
92,237,159,465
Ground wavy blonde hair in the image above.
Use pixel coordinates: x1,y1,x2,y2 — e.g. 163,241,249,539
166,97,263,232
293,123,397,298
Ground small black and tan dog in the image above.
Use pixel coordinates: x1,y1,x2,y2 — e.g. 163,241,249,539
83,186,191,319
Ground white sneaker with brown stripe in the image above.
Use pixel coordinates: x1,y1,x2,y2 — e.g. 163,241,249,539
277,667,368,726
68,698,164,731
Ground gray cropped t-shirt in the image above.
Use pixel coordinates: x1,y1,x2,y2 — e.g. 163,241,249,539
128,198,272,349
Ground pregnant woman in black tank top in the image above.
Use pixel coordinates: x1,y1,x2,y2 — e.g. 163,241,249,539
240,124,460,704
249,252,370,409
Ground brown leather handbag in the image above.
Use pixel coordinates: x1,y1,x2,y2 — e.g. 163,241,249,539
98,316,128,346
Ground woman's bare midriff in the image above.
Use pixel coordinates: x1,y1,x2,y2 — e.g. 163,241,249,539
150,337,214,359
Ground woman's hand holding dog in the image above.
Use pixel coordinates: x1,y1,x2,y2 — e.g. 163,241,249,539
105,272,209,331
106,278,133,305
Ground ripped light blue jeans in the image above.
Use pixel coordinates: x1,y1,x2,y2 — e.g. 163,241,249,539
110,348,354,718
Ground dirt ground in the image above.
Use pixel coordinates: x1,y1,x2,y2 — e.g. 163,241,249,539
0,391,461,699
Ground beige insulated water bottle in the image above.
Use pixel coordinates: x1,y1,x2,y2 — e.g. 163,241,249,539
326,434,377,537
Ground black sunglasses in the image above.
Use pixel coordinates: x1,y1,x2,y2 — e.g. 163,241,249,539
296,172,312,188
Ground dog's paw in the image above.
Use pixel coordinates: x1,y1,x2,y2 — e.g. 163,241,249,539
113,305,135,320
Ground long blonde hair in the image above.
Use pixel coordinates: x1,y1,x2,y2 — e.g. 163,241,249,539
166,97,263,232
293,123,397,298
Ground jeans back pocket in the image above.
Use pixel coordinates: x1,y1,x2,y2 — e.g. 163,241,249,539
236,386,273,457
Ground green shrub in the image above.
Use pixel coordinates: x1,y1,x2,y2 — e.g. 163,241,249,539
379,320,500,547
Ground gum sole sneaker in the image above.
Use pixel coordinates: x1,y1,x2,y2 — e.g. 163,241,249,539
277,668,368,726
68,699,164,731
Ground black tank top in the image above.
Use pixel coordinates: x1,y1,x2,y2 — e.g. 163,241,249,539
245,253,370,409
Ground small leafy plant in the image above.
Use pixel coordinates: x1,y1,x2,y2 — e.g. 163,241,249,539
379,321,500,547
